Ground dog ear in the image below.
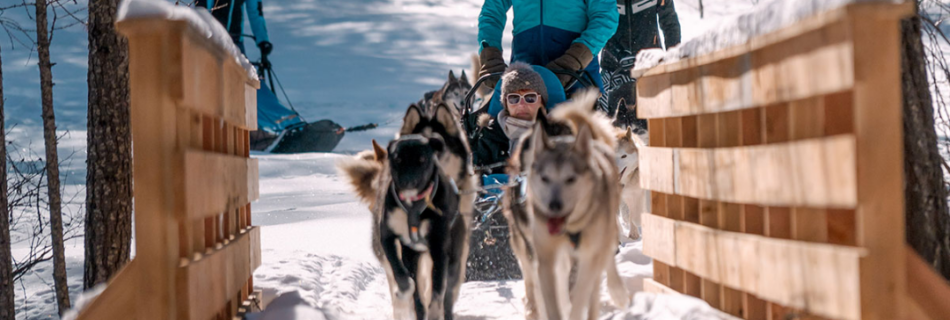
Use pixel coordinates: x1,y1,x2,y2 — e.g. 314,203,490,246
574,125,593,157
433,103,459,136
372,139,387,162
460,70,470,86
529,121,550,156
400,104,424,136
448,70,457,82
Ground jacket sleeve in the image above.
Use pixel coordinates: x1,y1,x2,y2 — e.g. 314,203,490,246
477,0,512,53
659,0,681,48
573,0,619,56
245,0,270,44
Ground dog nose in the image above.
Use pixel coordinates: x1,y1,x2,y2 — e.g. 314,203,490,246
549,199,563,212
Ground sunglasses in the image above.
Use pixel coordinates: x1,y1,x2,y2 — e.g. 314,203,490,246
506,92,539,105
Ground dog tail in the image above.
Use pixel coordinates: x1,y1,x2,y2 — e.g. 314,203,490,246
549,89,616,148
337,150,384,205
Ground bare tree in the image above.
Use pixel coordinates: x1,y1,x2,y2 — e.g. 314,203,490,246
905,0,950,281
0,43,15,320
34,0,70,314
84,0,132,289
699,0,704,18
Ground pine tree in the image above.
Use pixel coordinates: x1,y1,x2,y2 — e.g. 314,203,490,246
902,1,950,280
84,0,132,289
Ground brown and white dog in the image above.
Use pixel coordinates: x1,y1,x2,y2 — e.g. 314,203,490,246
614,126,648,240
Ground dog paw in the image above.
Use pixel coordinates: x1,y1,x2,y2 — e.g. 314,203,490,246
426,300,444,320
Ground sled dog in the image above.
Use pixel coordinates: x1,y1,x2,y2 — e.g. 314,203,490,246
506,89,630,320
339,103,474,320
419,71,473,115
614,126,648,240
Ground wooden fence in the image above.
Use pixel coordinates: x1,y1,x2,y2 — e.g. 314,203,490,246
638,2,950,320
76,16,261,320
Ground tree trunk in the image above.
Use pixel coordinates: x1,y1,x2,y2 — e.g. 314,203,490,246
0,44,16,320
35,0,71,314
901,4,950,280
698,0,704,19
84,0,132,289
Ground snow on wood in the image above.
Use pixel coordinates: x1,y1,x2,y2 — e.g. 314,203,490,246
116,0,259,82
633,0,903,77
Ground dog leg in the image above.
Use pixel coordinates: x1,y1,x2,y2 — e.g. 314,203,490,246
567,247,608,320
444,217,469,320
382,233,416,300
419,224,447,320
402,249,428,320
605,255,630,309
586,277,601,320
537,245,565,320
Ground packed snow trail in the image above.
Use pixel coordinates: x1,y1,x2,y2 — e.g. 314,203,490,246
251,152,733,319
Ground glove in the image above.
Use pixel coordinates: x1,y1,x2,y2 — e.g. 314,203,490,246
479,46,507,89
546,42,594,87
258,41,273,56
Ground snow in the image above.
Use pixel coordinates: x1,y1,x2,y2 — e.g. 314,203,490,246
633,0,904,76
248,152,736,319
116,0,259,81
6,0,941,318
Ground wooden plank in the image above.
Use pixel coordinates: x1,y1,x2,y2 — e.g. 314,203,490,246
744,294,767,320
642,213,676,264
702,278,721,309
684,271,702,298
641,136,858,207
905,245,950,320
123,24,183,320
641,213,865,319
792,207,828,243
654,260,671,286
721,286,743,318
184,151,260,219
740,108,762,146
644,278,681,296
76,261,139,320
718,111,741,148
182,226,260,320
765,207,791,240
827,209,856,246
649,118,666,147
637,17,853,119
849,7,908,320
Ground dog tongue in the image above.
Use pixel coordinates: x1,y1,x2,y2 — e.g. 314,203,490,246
547,217,565,235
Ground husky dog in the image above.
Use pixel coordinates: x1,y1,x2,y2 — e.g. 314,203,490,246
339,103,474,320
614,126,648,240
419,71,474,115
506,90,630,320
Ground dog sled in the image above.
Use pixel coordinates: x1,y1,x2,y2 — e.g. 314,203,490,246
250,52,381,153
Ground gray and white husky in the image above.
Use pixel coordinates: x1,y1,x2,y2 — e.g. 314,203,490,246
507,89,630,320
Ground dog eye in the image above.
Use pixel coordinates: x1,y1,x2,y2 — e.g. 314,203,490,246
541,176,550,183
565,177,576,184
620,155,627,159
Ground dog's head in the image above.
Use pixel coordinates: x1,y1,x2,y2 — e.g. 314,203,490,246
399,102,471,182
615,126,641,187
523,120,599,234
386,133,445,252
437,70,472,114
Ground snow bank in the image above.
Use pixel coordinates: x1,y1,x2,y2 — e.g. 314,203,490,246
116,0,259,81
633,0,903,77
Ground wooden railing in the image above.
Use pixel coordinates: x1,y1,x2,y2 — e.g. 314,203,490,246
76,16,261,320
638,2,949,320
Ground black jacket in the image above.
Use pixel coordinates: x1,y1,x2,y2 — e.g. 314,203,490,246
601,0,682,73
472,119,511,175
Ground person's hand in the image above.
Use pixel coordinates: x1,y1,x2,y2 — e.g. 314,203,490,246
479,46,507,89
258,41,273,56
546,43,593,87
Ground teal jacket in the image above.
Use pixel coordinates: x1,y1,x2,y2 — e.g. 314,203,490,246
478,0,618,58
478,0,618,90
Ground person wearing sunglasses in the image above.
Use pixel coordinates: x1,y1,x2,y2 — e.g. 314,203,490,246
472,63,568,175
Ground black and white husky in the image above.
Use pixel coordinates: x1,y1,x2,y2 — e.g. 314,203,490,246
339,103,474,320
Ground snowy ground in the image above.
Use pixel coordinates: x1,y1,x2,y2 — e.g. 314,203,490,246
6,0,946,318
